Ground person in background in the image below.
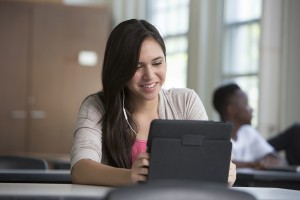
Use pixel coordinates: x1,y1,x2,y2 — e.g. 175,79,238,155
70,19,236,186
212,83,286,169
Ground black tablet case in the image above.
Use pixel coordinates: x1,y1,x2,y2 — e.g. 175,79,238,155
147,120,232,184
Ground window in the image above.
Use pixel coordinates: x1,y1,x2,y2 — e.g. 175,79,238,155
222,0,262,126
147,0,190,89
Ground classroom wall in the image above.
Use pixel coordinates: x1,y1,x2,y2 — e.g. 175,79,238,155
187,0,300,138
0,0,111,155
1,0,299,155
281,0,300,129
43,0,300,137
187,0,222,120
259,0,300,137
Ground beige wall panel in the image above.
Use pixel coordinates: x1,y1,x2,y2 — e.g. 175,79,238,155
29,4,110,154
0,2,30,154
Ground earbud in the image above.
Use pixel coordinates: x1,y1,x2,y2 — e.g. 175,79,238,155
123,107,128,120
122,90,137,135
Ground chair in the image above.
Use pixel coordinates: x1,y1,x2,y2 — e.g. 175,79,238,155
104,180,256,200
0,155,48,170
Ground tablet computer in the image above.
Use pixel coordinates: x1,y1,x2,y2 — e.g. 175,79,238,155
147,119,232,184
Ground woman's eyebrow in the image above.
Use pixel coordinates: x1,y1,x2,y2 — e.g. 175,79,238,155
152,56,164,61
138,56,164,64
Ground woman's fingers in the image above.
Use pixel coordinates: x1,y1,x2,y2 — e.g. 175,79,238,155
131,152,150,183
138,152,150,160
228,161,236,187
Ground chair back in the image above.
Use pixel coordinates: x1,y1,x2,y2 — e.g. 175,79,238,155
105,180,256,200
0,155,48,170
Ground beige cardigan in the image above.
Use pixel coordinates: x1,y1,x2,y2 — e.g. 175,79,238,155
70,88,208,169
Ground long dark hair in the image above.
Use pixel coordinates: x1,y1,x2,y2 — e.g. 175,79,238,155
99,19,166,168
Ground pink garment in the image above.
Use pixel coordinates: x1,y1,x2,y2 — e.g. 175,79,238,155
132,139,147,163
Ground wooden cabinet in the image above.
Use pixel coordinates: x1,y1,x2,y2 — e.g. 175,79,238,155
0,1,111,155
0,2,30,154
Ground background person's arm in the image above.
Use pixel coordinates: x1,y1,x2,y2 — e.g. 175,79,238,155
259,153,287,168
233,160,261,169
233,153,286,170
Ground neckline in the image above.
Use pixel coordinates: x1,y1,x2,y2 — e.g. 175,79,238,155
135,138,147,142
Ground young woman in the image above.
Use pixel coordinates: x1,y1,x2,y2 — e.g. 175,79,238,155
71,19,236,186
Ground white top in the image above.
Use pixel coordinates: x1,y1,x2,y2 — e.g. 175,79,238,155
70,88,208,169
231,125,275,162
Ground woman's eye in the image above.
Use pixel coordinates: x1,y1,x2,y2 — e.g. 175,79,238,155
153,62,162,66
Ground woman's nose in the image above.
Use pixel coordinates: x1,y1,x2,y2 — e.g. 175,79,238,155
142,65,154,80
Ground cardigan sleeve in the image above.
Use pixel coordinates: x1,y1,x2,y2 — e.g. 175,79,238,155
70,95,105,169
181,88,208,120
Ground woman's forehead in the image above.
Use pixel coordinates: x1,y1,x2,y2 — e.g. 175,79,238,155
139,38,165,61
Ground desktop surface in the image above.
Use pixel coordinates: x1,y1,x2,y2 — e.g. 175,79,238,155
1,183,300,200
0,183,112,199
236,168,300,190
233,187,300,200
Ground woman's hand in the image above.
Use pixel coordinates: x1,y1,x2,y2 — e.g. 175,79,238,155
130,152,150,184
228,161,236,187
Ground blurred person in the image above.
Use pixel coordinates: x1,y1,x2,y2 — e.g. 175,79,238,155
212,83,286,169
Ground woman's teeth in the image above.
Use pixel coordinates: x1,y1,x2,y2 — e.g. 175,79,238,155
143,83,156,88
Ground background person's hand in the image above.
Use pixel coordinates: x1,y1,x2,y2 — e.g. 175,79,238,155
130,152,150,183
259,154,287,169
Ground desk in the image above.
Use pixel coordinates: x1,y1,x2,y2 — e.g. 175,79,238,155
233,187,300,200
1,183,300,200
0,183,112,199
0,169,71,183
235,168,300,190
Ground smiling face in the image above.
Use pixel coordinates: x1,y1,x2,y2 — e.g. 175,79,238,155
126,37,167,104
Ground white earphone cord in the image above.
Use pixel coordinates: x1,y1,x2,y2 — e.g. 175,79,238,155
122,91,137,135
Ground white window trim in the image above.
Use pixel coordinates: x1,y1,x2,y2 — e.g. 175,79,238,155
188,0,223,119
111,0,147,26
259,0,300,137
258,0,284,137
